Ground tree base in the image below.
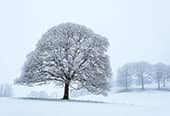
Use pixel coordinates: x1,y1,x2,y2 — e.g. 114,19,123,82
62,96,69,100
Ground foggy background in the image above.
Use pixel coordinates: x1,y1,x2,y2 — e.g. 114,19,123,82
0,0,170,83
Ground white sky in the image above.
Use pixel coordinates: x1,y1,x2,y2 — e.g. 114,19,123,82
0,0,170,83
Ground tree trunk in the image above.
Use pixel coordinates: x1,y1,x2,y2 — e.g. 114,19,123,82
157,72,161,90
163,79,166,87
125,77,128,90
157,79,160,90
141,77,144,90
63,81,70,100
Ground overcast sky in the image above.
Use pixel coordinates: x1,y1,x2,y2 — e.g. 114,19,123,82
0,0,170,83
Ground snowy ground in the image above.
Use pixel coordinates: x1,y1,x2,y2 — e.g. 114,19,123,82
0,90,170,116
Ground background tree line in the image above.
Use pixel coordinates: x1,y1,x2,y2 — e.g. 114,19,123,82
116,61,170,90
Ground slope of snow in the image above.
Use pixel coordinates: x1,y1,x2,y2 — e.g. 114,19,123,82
0,91,170,116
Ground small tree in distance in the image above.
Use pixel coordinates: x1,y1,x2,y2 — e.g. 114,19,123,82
116,62,152,90
15,23,112,100
116,63,133,90
130,62,152,90
152,63,170,89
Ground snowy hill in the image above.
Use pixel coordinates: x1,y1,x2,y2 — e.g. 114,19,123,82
0,90,170,116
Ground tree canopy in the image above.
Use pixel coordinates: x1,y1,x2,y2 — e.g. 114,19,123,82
15,23,112,99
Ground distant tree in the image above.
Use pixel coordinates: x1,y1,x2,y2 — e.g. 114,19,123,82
117,61,152,90
116,63,133,90
15,23,112,100
166,65,170,85
130,62,152,90
162,65,170,87
152,63,170,89
0,83,13,97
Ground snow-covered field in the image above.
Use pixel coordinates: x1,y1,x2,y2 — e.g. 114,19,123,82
0,91,170,116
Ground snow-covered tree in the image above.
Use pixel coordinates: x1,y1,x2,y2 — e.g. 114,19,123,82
15,23,112,100
116,63,133,90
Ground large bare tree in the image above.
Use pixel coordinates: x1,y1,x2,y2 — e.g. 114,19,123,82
15,23,112,99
